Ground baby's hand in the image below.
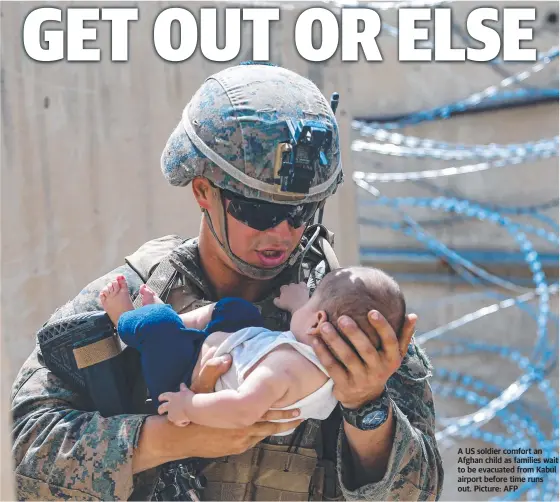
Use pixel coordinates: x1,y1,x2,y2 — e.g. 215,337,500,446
158,383,192,427
274,282,310,313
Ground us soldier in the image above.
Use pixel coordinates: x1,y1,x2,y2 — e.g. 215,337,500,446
11,63,444,501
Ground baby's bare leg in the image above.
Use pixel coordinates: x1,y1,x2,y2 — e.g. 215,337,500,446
99,275,133,325
140,283,212,331
179,303,217,331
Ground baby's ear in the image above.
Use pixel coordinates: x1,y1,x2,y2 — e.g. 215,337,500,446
308,310,328,335
317,310,328,324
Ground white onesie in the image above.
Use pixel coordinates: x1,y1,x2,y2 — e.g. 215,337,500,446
213,326,338,436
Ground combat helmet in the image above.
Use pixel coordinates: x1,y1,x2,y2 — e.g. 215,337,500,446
161,62,343,279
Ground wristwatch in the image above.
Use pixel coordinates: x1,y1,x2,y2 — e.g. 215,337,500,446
340,388,391,431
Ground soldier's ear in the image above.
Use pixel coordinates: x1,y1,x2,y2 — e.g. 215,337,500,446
192,178,215,211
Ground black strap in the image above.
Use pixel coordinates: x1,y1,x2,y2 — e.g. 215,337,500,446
321,406,342,462
132,256,178,309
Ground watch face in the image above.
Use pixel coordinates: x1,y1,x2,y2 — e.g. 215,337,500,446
362,409,388,429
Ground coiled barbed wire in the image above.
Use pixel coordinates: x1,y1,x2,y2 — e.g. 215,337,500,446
355,179,559,500
358,197,559,243
353,147,558,182
234,2,558,499
325,4,558,498
352,67,558,497
351,48,558,130
405,181,560,230
352,135,559,161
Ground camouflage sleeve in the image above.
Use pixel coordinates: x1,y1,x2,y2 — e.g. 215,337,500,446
10,265,151,501
336,342,444,501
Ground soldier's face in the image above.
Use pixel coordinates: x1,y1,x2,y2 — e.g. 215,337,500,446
193,178,307,270
225,205,306,269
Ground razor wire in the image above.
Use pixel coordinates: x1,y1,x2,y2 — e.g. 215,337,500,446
352,135,559,161
403,181,560,231
310,7,559,496
360,191,560,231
237,1,558,498
353,149,557,182
358,198,559,243
351,47,558,131
432,364,559,501
349,42,558,502
354,177,559,500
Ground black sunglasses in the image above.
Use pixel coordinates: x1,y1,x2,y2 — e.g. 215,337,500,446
221,190,321,231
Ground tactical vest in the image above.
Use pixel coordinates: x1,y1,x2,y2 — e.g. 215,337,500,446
124,231,344,501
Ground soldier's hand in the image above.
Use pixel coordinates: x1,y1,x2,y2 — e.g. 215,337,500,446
311,311,416,410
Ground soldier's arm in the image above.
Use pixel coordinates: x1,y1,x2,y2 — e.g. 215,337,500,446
11,341,301,500
335,342,444,501
10,264,152,501
11,263,302,499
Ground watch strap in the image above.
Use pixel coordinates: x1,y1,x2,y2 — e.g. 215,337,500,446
340,387,390,430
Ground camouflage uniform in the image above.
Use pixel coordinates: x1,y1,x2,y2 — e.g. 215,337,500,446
11,236,443,501
11,63,443,500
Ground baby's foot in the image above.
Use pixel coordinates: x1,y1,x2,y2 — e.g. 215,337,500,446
140,284,165,306
99,275,133,325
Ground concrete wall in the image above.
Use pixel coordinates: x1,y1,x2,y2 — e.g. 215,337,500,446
2,1,558,500
3,0,557,377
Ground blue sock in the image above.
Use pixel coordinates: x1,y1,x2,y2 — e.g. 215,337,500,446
204,297,265,334
118,303,207,398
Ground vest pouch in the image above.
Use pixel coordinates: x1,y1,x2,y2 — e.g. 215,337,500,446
37,310,132,417
309,458,344,501
200,443,318,501
76,343,132,416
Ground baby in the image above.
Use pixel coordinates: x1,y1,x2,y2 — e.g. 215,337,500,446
100,266,406,435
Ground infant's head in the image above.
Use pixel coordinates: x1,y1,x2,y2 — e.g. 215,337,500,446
290,266,406,349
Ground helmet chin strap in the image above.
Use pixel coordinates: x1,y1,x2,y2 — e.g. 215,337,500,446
202,201,303,281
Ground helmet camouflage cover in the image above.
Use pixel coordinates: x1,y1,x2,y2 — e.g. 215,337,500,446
161,62,343,205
